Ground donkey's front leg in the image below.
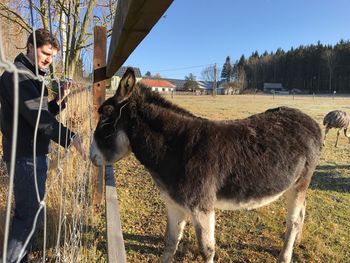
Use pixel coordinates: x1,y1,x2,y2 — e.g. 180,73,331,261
160,203,187,263
278,185,308,263
192,210,216,263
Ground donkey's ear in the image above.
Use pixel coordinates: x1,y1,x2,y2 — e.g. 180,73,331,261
115,67,136,102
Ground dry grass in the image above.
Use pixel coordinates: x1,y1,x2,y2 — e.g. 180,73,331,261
114,94,350,263
1,93,350,262
0,87,105,262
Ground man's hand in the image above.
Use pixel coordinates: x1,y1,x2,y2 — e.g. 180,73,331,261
61,81,71,98
71,134,87,161
56,80,71,105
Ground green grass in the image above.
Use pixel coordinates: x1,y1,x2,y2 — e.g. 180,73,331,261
113,94,350,263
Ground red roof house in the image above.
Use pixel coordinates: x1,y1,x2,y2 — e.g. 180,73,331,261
141,79,176,93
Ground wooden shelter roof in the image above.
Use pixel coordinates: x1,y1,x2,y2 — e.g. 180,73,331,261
106,0,174,77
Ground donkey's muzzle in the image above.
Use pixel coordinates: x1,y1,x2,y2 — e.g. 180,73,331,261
89,139,104,167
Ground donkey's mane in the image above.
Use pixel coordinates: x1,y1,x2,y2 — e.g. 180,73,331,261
132,83,203,120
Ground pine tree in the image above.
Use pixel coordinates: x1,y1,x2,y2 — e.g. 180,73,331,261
221,56,233,82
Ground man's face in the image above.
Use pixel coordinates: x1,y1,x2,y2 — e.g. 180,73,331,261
27,43,58,70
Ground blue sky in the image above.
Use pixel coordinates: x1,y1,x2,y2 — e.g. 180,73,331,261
122,0,350,80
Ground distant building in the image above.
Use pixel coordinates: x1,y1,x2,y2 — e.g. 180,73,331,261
263,83,285,93
197,81,213,95
217,80,241,95
141,78,176,93
164,79,213,94
163,78,187,91
110,66,142,90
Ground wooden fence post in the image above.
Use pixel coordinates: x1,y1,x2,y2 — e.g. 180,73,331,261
91,2,175,261
105,165,127,262
93,26,107,205
93,25,127,263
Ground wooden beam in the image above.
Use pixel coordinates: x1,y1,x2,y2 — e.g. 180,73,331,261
106,0,174,77
93,26,107,206
105,165,126,263
93,26,107,123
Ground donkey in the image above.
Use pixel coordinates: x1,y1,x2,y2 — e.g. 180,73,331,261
90,68,322,263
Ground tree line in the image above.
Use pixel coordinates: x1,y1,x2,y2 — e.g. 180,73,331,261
221,40,350,93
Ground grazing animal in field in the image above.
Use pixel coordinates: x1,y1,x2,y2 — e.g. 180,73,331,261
323,110,350,147
90,68,322,263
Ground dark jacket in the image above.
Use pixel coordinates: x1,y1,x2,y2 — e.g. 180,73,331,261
0,53,74,161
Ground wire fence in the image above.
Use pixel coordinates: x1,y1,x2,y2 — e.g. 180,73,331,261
0,18,100,263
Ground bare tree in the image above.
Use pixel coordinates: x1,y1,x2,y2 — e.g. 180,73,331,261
260,52,272,84
0,1,31,33
323,48,337,92
0,0,28,63
0,0,117,79
236,66,246,91
201,64,220,82
248,55,259,89
154,72,161,79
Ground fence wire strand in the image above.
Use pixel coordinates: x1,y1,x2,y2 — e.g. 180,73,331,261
0,17,97,263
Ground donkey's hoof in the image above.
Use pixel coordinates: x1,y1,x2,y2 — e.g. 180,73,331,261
277,254,291,263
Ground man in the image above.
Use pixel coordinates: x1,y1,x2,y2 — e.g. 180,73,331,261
0,28,86,262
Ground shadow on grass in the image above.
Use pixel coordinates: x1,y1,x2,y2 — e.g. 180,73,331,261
124,232,163,256
216,240,281,263
310,165,350,193
124,233,200,261
220,242,309,263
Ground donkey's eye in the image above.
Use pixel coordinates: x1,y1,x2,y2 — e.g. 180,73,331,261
102,105,114,117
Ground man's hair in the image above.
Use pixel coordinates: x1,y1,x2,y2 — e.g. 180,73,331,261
26,28,60,53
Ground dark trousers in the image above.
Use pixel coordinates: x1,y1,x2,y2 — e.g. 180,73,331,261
5,155,48,263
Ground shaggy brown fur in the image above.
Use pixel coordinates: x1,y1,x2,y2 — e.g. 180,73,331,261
90,68,323,263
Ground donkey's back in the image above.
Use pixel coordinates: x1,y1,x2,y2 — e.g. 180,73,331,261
160,106,322,263
212,107,322,209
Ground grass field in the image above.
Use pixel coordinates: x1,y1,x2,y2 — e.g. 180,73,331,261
114,94,350,263
1,93,350,262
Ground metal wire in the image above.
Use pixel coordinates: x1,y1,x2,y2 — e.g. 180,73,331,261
0,20,95,263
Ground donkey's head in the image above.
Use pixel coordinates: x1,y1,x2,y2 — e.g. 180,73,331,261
90,67,136,166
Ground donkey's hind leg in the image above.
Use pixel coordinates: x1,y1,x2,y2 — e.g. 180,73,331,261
161,202,187,263
278,181,309,263
192,210,216,263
